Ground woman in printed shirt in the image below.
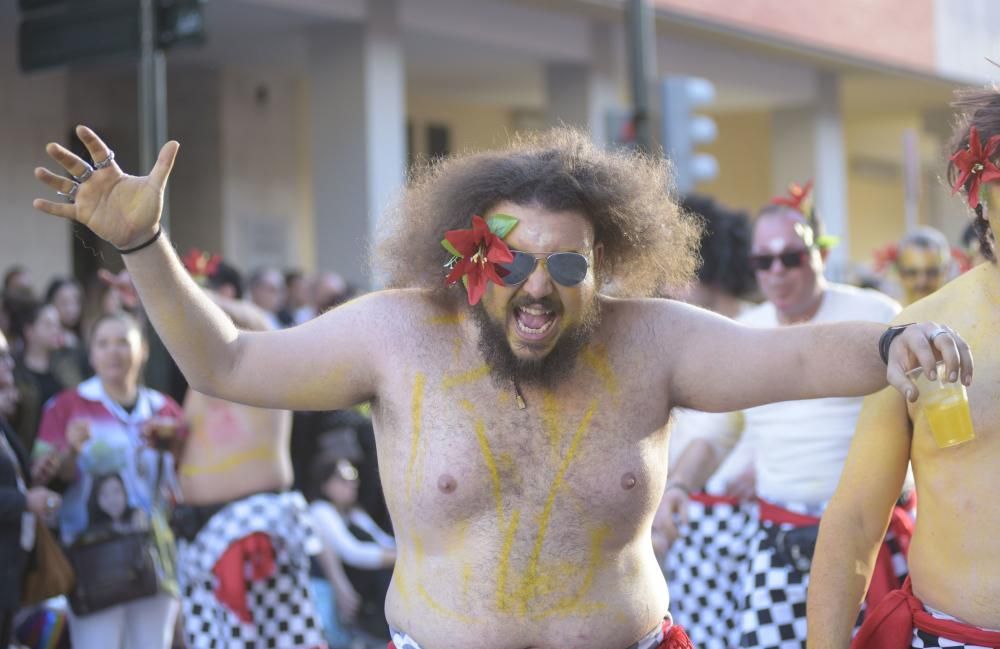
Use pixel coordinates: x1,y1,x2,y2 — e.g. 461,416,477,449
36,311,185,649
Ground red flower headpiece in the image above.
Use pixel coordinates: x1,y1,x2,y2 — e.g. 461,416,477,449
182,249,221,285
950,126,1000,209
872,243,899,274
771,179,814,213
442,214,517,305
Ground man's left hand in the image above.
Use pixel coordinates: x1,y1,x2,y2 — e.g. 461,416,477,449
886,323,973,402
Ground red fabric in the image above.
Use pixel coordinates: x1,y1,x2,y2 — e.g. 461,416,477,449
659,620,694,649
865,500,916,610
212,532,276,624
852,577,1000,649
758,500,821,527
690,492,740,507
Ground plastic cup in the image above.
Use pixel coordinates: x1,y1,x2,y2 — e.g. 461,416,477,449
909,363,975,448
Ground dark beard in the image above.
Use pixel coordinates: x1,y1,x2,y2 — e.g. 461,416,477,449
471,298,601,388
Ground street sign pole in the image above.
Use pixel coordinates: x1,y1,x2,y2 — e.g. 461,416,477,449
625,0,657,155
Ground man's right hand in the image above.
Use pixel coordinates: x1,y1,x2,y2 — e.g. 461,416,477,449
653,485,690,549
25,486,61,518
66,418,91,453
33,125,179,251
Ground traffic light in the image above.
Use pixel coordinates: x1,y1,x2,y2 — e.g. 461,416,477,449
660,76,718,194
18,0,206,73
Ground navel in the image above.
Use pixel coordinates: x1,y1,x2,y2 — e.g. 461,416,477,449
437,473,458,494
620,472,637,490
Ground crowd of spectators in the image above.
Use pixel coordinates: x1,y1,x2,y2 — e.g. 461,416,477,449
0,261,389,649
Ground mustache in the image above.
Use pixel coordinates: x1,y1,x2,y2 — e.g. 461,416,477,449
509,296,562,313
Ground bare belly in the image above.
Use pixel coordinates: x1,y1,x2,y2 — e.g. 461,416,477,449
907,501,1000,628
384,531,669,649
179,445,292,504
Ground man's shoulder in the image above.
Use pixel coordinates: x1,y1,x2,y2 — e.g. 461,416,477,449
894,269,985,325
823,283,901,321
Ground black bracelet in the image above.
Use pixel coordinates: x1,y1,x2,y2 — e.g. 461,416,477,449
878,323,914,365
116,226,162,255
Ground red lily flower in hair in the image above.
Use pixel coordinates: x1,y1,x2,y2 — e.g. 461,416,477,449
182,249,221,284
771,179,813,212
443,215,514,305
950,126,1000,209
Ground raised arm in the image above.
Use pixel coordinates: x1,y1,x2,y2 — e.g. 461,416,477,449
806,386,912,649
662,301,971,413
33,126,382,411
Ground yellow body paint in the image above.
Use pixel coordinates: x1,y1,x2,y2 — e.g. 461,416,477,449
495,510,521,612
536,524,611,618
179,444,277,477
429,313,464,326
541,391,562,460
404,373,426,502
474,419,505,523
442,364,490,390
581,345,619,397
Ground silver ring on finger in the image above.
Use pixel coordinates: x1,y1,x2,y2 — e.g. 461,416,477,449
93,149,116,170
929,328,951,343
74,163,94,183
56,181,79,203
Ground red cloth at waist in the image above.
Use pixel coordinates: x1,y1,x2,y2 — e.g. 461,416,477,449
386,620,694,649
212,531,276,624
690,492,740,507
852,577,1000,649
758,500,821,527
758,499,915,612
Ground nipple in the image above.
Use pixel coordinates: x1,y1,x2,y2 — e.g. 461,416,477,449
437,474,457,494
620,472,637,490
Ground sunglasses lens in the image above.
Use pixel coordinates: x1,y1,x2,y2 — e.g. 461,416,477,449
547,253,589,286
750,255,774,271
779,252,805,268
498,252,537,285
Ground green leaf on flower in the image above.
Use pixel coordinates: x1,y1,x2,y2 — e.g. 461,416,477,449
487,213,518,239
441,238,462,258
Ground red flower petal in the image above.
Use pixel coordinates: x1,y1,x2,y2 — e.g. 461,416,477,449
444,229,478,256
445,258,471,286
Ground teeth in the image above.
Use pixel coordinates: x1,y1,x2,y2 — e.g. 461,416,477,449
519,306,553,315
515,314,556,336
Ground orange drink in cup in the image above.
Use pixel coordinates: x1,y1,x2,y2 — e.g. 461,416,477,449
910,363,975,448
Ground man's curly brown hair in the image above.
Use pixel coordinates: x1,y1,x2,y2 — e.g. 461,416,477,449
372,128,701,303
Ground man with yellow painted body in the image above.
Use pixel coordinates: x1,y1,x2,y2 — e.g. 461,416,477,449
31,127,972,649
808,91,1000,649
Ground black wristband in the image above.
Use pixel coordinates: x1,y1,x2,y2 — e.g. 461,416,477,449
116,226,162,255
878,323,914,365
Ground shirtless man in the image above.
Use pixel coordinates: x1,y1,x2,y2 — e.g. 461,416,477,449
32,126,971,649
171,261,358,648
808,90,1000,648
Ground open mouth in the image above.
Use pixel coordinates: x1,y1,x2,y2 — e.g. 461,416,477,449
513,304,558,341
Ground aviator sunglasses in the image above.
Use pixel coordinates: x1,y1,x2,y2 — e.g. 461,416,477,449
499,251,590,287
748,249,810,272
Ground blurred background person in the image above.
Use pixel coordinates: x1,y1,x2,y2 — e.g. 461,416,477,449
309,456,395,648
280,269,310,325
0,328,62,649
10,300,84,452
248,267,288,329
656,193,758,649
35,311,183,649
894,225,953,305
45,277,84,351
659,186,905,649
173,256,329,649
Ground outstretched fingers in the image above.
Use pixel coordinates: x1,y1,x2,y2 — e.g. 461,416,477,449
149,140,180,189
34,167,77,195
32,198,76,219
45,141,91,179
75,125,116,169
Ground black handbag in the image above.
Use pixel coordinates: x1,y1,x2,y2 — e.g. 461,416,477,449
66,453,177,615
66,529,161,615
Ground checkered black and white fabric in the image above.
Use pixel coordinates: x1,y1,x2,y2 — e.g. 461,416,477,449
666,495,756,649
738,501,824,649
911,630,994,649
176,491,327,649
